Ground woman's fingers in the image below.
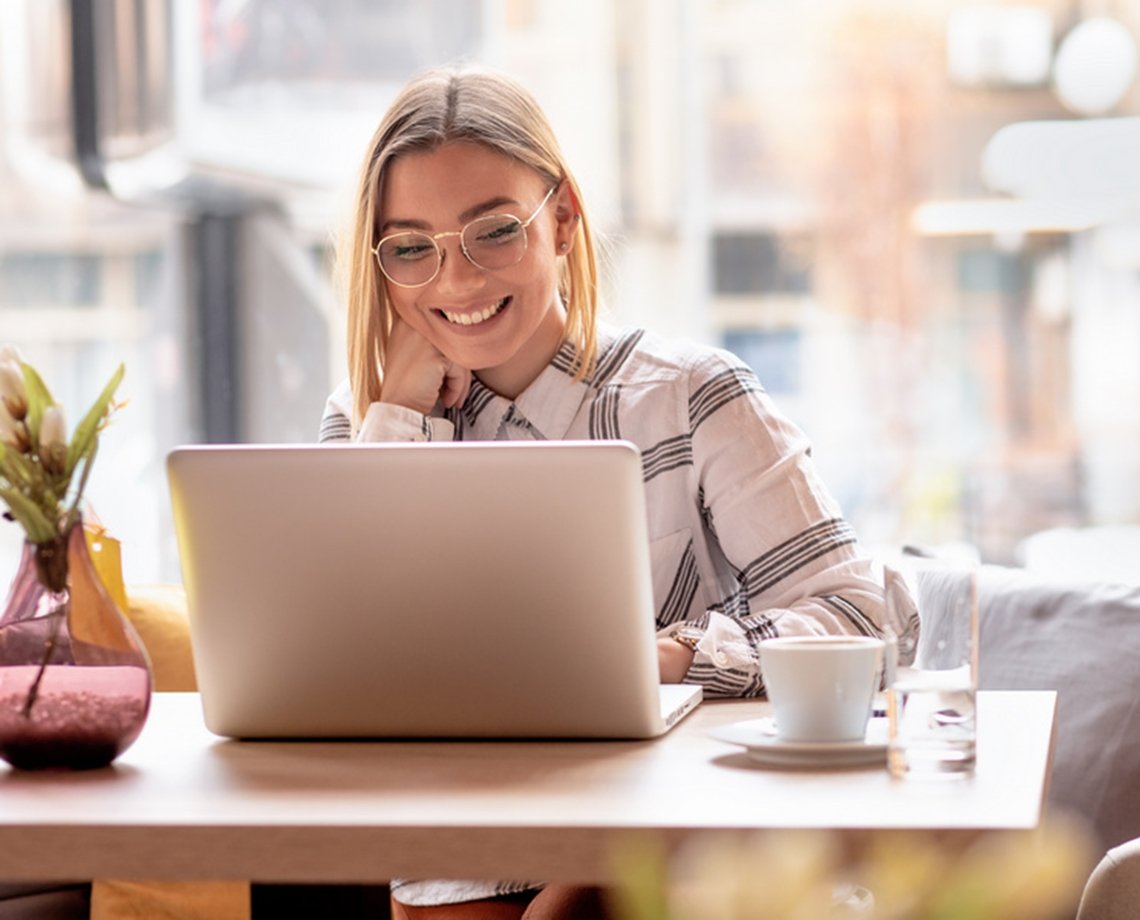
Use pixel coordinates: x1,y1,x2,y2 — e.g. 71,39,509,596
382,318,470,414
440,362,472,409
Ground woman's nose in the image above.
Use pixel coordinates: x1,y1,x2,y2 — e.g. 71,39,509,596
433,240,486,294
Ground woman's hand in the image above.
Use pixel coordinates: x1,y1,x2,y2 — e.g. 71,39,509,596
657,636,695,684
380,317,472,414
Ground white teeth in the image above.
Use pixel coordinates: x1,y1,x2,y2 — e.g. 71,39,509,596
442,298,506,326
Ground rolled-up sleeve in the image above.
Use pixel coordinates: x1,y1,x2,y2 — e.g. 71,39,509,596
673,352,891,697
318,381,455,443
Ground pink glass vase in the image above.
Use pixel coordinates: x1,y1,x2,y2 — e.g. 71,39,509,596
0,519,152,769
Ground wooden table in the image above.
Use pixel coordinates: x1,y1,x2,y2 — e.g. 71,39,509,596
0,690,1056,884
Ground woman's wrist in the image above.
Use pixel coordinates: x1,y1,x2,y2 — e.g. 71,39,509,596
358,401,453,443
657,636,696,683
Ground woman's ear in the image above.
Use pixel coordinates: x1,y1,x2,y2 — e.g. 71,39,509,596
552,182,580,255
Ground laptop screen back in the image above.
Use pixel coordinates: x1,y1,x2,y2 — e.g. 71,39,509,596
167,441,695,739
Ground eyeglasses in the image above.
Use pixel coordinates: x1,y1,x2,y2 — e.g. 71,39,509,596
372,185,559,288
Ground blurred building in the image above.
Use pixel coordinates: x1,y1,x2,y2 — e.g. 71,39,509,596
1,0,1138,580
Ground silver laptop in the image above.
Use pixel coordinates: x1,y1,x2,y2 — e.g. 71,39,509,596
166,441,702,739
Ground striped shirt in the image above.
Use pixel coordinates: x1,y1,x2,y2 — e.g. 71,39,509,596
320,323,897,700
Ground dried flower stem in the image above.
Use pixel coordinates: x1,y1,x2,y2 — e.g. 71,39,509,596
20,529,72,718
20,604,64,719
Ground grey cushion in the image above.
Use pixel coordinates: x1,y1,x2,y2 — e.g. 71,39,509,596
975,564,1140,850
894,555,1140,850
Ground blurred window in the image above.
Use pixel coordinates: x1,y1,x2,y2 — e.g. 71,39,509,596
2,0,1138,584
957,248,1026,294
723,328,801,396
712,232,812,295
200,0,483,91
0,254,102,307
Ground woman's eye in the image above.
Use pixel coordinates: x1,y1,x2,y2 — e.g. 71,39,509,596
474,220,522,245
390,241,433,260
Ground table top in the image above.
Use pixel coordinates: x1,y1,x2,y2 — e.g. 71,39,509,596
0,690,1056,884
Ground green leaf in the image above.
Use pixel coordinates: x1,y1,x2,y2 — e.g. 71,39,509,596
20,362,55,449
0,485,56,543
65,363,124,479
63,441,97,532
0,445,35,489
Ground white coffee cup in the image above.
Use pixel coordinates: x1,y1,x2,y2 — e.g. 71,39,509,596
759,636,885,742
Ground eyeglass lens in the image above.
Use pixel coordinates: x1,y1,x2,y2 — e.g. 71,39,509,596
377,214,527,286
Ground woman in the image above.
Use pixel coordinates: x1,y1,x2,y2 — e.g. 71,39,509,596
320,64,898,920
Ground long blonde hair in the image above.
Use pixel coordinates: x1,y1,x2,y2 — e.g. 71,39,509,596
339,66,600,429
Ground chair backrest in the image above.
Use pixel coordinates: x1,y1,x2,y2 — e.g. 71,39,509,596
1077,838,1140,920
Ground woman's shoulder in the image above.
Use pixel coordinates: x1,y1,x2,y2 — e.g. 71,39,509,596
323,379,354,418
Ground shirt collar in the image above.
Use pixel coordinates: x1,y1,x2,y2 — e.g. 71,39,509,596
456,325,621,440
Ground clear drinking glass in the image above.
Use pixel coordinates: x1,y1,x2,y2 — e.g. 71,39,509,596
884,564,978,779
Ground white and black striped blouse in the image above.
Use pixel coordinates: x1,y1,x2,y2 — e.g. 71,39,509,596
320,323,898,699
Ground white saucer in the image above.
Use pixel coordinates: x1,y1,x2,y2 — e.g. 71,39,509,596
709,716,889,767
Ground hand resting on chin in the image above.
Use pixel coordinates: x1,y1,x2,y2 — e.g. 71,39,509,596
381,316,472,413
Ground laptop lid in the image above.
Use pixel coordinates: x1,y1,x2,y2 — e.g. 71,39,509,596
166,441,701,739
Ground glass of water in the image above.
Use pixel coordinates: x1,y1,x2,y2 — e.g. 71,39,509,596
884,564,978,779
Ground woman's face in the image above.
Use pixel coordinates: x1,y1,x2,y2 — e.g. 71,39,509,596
377,142,576,398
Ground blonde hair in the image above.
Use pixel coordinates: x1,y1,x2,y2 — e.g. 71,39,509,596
339,66,600,429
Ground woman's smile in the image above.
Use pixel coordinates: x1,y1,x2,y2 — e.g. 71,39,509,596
436,295,511,327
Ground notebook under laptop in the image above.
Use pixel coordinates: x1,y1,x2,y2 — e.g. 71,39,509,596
166,441,702,740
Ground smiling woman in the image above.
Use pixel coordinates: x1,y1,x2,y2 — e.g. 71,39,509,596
333,67,601,431
317,64,899,919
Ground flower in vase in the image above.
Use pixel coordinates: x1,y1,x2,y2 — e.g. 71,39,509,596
0,346,124,582
0,348,151,771
38,406,68,476
0,353,28,422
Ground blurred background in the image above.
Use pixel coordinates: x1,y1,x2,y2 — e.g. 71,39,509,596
2,0,1139,586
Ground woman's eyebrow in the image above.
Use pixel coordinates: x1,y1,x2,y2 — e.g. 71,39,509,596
380,217,430,233
458,196,519,222
380,196,522,234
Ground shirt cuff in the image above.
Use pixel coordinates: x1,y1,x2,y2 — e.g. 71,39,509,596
357,402,456,442
662,611,758,674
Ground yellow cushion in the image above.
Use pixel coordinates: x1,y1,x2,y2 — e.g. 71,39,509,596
91,880,249,920
124,584,196,692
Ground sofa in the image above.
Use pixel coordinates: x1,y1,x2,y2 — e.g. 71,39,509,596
970,564,1140,854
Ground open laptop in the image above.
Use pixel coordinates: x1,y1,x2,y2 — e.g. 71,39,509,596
166,441,702,740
